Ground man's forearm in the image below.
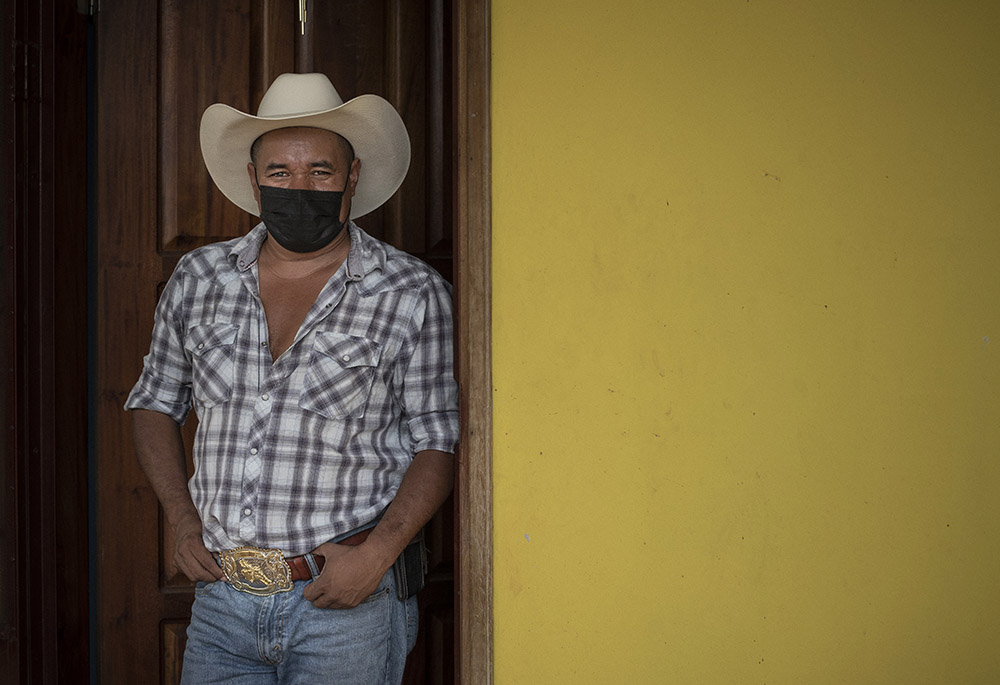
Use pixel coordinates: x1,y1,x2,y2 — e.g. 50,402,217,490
130,408,199,528
365,449,454,573
131,409,223,581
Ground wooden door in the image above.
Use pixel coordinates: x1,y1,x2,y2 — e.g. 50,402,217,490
94,1,454,682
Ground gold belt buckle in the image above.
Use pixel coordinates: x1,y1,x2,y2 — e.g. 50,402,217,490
220,546,293,597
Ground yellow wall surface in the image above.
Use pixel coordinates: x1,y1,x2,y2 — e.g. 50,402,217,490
490,1,1000,682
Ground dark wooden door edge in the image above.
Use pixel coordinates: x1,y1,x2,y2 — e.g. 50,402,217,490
1,0,91,681
453,1,493,683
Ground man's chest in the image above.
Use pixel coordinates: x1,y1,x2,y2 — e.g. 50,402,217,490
181,274,419,382
258,267,336,360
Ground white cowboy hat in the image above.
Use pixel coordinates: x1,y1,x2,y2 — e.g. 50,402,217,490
200,72,410,219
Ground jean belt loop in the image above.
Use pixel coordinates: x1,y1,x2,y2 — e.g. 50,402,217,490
304,552,321,578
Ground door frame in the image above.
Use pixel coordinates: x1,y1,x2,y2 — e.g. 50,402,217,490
453,1,493,682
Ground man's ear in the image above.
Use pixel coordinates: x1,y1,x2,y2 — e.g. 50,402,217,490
247,163,261,212
348,158,362,198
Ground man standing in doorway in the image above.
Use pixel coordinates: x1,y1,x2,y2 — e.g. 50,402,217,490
125,73,458,683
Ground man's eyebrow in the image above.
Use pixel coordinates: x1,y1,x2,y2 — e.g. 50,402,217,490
262,160,336,171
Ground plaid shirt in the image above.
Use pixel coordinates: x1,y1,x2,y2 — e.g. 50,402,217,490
126,223,458,556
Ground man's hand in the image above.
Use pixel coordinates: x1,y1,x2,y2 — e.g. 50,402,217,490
174,515,224,583
302,450,453,609
302,542,387,609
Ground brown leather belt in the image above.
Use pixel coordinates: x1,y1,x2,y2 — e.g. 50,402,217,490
219,527,374,595
284,527,372,581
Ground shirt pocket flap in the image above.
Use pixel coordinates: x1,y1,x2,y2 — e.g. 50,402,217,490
312,333,382,369
185,323,240,357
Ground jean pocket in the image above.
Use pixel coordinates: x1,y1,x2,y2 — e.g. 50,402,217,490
300,333,382,419
360,586,391,605
184,323,239,408
194,580,219,596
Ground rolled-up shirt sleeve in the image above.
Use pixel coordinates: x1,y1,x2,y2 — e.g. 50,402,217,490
400,275,460,456
124,267,193,425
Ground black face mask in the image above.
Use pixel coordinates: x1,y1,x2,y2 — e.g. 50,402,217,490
258,184,346,253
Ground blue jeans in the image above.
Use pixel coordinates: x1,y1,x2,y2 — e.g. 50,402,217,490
180,568,418,684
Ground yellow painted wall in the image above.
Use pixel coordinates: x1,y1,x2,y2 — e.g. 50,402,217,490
491,1,1000,682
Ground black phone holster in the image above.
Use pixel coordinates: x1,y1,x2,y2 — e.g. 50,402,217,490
392,533,427,600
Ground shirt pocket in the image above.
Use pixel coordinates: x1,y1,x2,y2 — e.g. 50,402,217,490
300,333,382,420
184,323,239,408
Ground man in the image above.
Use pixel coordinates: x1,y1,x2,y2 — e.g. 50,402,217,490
125,73,458,683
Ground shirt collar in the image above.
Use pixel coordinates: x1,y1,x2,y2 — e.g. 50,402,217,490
228,223,268,273
344,222,387,281
227,221,387,280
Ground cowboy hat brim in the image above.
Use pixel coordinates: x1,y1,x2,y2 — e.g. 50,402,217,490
200,93,410,219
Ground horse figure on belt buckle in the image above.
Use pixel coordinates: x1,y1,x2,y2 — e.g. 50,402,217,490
220,546,293,596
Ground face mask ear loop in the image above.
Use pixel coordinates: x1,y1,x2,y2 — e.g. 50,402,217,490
340,175,350,224
338,163,352,200
253,165,265,218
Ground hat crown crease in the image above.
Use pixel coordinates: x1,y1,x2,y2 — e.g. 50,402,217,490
256,76,344,118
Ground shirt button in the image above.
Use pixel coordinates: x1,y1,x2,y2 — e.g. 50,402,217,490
243,507,252,516
249,447,258,455
260,341,268,348
342,354,351,362
261,393,269,401
197,343,204,350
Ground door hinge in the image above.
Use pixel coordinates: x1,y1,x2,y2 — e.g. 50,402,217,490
77,0,100,15
12,40,40,103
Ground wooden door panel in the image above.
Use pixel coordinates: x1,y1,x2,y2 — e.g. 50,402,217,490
97,1,453,682
162,622,188,684
159,0,258,250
